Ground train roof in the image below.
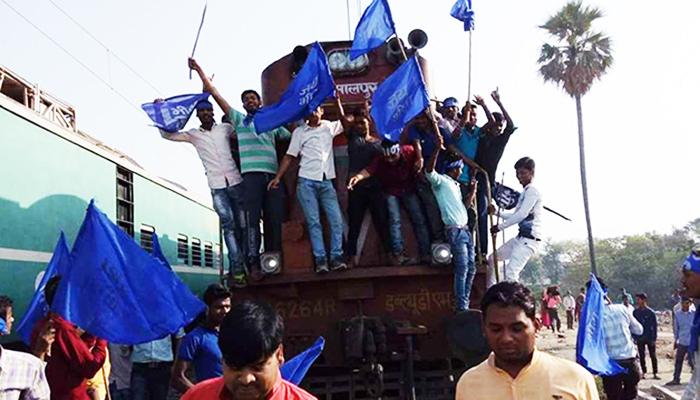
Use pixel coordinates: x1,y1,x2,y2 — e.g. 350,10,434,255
0,64,213,210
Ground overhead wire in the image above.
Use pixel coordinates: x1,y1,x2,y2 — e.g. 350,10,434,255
45,0,164,95
0,0,146,114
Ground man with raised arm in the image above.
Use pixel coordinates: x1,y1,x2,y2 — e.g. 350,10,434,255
157,58,247,287
474,90,516,260
487,157,543,287
424,127,476,311
189,59,291,280
268,99,351,273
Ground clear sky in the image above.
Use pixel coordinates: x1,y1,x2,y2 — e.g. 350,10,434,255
2,0,698,242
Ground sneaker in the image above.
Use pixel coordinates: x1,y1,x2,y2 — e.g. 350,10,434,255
652,374,661,380
230,272,247,289
390,252,411,266
666,380,681,386
330,258,348,271
315,258,329,273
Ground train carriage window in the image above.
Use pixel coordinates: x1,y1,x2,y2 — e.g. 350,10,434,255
140,225,155,254
116,166,134,237
192,238,202,267
204,242,213,268
177,234,189,265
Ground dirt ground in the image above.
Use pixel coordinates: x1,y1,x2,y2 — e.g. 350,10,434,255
537,312,692,398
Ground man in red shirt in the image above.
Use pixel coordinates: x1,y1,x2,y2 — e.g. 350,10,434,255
182,300,315,400
347,140,431,264
32,276,107,400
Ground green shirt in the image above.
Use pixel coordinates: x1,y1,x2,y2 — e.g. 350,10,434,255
228,108,291,174
425,170,469,227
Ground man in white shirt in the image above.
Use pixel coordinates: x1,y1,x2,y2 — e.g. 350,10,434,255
156,63,247,287
269,101,349,273
487,157,543,287
563,290,576,330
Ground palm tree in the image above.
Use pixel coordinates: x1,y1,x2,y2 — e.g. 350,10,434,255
538,2,613,275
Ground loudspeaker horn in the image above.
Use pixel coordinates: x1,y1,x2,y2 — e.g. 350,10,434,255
408,29,428,50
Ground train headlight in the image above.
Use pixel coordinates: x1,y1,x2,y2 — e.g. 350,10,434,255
431,243,452,265
260,252,282,275
328,49,369,74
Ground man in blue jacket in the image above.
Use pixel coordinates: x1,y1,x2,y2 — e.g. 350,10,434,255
632,293,659,380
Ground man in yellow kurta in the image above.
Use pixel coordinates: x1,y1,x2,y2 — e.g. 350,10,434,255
455,281,599,400
86,347,111,400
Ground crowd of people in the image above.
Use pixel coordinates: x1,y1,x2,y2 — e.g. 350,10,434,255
162,57,543,313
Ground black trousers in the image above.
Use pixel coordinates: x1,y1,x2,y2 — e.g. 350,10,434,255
637,340,658,374
547,308,561,332
566,309,574,329
601,358,641,400
346,179,391,256
415,176,444,243
673,344,694,381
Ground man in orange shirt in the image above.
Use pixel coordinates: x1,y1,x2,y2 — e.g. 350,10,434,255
182,300,316,400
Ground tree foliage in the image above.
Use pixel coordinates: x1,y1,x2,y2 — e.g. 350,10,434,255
523,218,699,309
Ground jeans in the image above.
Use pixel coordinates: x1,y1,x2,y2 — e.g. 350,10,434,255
486,237,538,287
109,383,132,400
475,172,490,256
242,172,285,266
415,177,445,242
211,184,246,275
673,344,694,381
637,341,658,374
386,192,430,257
447,227,475,311
601,358,641,400
346,179,391,256
130,363,171,400
296,177,345,260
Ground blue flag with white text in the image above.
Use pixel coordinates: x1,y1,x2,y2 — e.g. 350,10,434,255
50,200,205,344
349,0,396,61
15,233,71,344
281,337,325,385
254,42,335,133
370,57,429,142
450,0,475,31
141,93,211,133
576,274,626,376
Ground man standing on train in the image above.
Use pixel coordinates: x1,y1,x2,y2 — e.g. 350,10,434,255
157,59,247,288
487,157,543,287
424,129,477,312
268,99,351,273
188,59,290,282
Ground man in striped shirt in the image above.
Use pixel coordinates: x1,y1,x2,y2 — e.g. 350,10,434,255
190,58,291,281
595,278,644,400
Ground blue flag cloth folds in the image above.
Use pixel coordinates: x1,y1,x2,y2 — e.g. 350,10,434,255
349,0,396,61
141,93,211,133
280,337,325,385
450,0,475,31
370,56,429,142
253,43,336,133
576,274,626,376
15,232,72,345
151,233,170,270
50,200,205,344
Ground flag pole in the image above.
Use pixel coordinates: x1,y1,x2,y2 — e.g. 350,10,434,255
189,2,208,80
467,30,472,102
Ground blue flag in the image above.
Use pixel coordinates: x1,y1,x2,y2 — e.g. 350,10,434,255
254,43,336,133
349,0,396,61
576,274,625,376
15,232,72,345
50,200,205,344
141,93,211,133
450,0,475,31
370,57,429,142
281,337,325,385
151,233,170,270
